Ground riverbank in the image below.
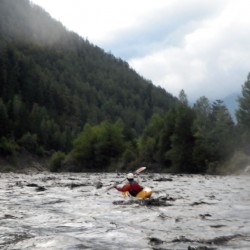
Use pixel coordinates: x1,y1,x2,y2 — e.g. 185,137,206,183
0,153,48,173
1,151,250,175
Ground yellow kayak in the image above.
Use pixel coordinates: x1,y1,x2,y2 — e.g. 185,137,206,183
122,187,153,199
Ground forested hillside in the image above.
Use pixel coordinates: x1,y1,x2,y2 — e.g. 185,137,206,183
1,0,250,174
0,0,176,160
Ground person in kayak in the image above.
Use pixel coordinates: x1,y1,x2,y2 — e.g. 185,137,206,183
114,173,144,197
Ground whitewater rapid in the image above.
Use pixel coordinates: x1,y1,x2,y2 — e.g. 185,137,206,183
0,172,249,249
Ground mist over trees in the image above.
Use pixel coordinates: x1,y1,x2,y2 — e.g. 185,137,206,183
1,0,250,174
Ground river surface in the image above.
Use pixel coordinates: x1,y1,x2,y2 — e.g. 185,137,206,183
0,172,249,250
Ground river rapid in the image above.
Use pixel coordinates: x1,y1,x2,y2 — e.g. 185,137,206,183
0,172,249,250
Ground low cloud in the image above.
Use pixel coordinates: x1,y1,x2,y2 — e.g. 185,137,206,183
32,0,250,101
102,0,250,101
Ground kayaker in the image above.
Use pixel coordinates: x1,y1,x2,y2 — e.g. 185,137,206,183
114,173,144,197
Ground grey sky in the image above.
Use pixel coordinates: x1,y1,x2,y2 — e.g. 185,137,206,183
31,0,250,101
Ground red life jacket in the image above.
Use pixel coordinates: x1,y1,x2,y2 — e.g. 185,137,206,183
116,181,143,197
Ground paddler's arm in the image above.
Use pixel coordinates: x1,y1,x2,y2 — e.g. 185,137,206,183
114,183,130,192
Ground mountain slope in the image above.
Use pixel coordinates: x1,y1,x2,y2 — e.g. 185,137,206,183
0,0,177,154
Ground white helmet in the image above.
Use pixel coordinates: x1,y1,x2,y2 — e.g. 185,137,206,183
127,173,134,180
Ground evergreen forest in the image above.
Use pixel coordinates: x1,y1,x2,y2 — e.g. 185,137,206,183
0,0,250,174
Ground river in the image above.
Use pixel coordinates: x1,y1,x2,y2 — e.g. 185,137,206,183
0,172,249,249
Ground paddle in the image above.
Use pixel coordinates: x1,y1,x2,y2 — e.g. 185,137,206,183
106,166,146,191
133,166,146,175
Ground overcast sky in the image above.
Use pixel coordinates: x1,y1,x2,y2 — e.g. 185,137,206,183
31,0,250,102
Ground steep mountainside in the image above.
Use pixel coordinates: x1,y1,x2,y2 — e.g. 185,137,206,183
0,0,177,155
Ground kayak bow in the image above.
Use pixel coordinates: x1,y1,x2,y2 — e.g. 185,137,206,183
122,187,153,199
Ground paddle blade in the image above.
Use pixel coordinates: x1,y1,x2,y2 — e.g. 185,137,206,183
134,166,146,175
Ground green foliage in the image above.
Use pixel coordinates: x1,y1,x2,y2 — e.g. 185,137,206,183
236,73,250,153
0,137,19,155
138,136,157,164
236,73,250,127
18,132,39,154
138,114,164,163
210,100,235,159
192,96,212,172
0,98,9,136
137,90,238,174
70,121,125,171
49,151,66,172
122,148,137,165
166,101,196,173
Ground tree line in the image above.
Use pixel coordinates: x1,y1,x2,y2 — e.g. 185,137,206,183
48,74,250,174
49,75,250,174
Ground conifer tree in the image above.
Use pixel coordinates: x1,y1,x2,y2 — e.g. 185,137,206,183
236,73,250,153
